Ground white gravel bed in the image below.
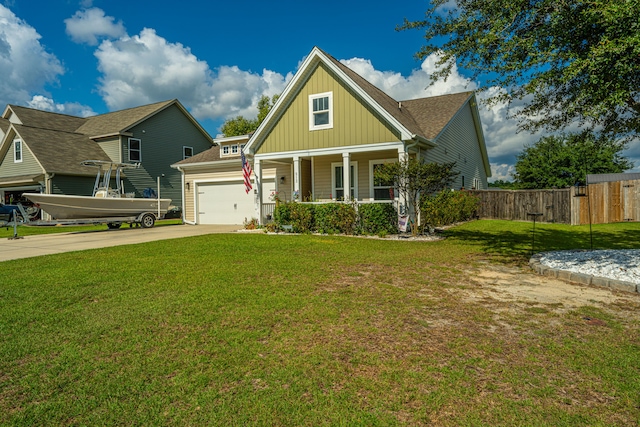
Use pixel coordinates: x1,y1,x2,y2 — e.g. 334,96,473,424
539,249,640,284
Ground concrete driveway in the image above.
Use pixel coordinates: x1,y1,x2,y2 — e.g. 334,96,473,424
0,224,241,262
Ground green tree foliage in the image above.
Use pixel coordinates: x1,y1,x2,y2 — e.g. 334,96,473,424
488,180,518,189
513,132,632,189
374,158,458,233
220,94,280,137
399,0,640,139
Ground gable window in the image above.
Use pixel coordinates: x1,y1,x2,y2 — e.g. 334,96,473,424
183,146,193,159
128,138,141,162
222,145,230,155
13,139,22,163
332,162,357,200
309,92,333,130
370,159,396,200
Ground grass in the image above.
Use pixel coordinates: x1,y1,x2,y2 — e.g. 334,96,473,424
1,220,639,425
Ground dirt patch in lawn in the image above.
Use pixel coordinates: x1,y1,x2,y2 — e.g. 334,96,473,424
465,261,640,318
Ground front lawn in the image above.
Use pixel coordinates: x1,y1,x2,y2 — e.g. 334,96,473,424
1,220,639,425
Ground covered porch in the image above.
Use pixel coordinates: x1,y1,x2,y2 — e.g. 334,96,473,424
252,142,419,224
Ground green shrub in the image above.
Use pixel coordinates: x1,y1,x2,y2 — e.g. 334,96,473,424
358,203,398,235
421,190,479,227
315,203,357,235
274,202,314,233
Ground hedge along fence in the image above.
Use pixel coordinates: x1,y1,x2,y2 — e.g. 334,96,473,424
273,202,398,236
420,190,480,228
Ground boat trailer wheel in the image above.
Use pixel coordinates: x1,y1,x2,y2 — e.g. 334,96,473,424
140,213,155,228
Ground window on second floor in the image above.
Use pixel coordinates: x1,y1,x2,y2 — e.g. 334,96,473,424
309,92,333,130
231,144,239,154
14,139,22,163
128,138,141,162
222,145,230,155
183,146,193,159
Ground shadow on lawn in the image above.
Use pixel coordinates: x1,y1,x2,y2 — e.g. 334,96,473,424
443,222,640,262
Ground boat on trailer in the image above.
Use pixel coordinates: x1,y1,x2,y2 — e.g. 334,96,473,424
24,160,171,228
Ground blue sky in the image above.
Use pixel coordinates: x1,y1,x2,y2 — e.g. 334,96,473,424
1,0,638,180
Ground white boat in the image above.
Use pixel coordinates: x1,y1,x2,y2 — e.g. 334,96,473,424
25,161,171,221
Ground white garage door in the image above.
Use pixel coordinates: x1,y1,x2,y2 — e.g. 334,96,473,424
197,181,255,224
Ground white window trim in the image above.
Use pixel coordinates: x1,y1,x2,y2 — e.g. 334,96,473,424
13,138,22,163
231,144,239,154
331,161,358,200
222,145,230,156
128,138,142,162
183,146,193,160
369,159,397,200
309,91,333,131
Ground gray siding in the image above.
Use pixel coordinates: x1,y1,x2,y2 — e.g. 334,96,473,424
51,175,95,196
424,103,488,190
0,139,43,178
121,104,212,207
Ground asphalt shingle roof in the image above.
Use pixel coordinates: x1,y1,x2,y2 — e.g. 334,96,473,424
75,100,175,136
3,100,181,176
174,145,221,165
13,124,112,175
320,49,472,141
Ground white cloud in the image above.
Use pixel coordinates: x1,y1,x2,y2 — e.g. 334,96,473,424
64,7,125,46
28,95,96,117
93,27,291,123
0,5,64,107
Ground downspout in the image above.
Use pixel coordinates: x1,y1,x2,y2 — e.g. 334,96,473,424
176,166,196,225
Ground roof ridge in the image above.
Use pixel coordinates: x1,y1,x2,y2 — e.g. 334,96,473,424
12,122,85,136
8,104,91,120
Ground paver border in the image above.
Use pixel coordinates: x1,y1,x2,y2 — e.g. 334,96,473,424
530,252,638,293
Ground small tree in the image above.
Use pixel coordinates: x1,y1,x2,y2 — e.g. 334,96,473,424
513,132,632,189
220,94,280,137
374,157,458,234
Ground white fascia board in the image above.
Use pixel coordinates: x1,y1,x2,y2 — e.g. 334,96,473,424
254,141,405,161
247,47,415,154
245,51,319,155
214,134,250,145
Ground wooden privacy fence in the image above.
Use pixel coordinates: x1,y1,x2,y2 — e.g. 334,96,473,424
470,180,640,225
470,189,571,224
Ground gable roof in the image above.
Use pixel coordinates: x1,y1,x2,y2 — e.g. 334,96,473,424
75,99,176,136
1,99,212,176
13,124,111,175
5,105,87,133
246,47,483,157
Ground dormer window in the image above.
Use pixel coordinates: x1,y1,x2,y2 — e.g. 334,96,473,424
222,145,230,155
231,144,239,155
14,139,22,163
309,92,333,130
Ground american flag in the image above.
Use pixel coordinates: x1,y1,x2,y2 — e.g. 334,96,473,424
241,149,253,194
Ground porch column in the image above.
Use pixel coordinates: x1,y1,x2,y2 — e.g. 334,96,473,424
398,147,408,216
254,158,263,224
293,156,301,201
342,152,351,201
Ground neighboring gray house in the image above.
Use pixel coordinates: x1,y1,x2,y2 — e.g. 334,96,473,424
0,100,213,210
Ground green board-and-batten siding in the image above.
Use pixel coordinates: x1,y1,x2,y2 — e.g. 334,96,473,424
257,63,401,155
